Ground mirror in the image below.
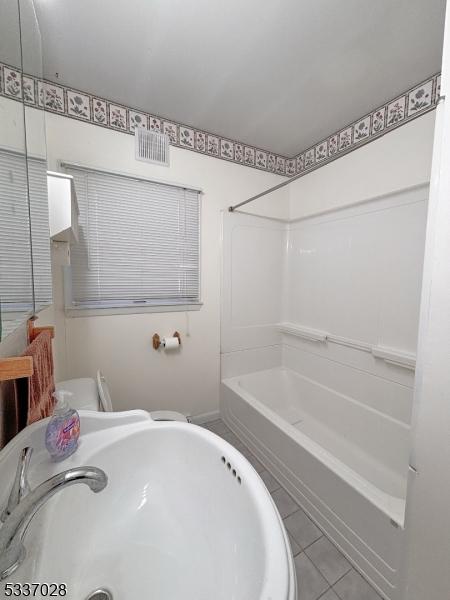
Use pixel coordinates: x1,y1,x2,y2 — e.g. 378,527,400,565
0,0,51,341
20,0,52,315
0,0,33,340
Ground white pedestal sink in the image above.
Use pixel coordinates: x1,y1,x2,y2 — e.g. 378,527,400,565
0,411,296,600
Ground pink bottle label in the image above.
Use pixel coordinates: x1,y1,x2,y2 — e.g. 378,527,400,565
57,417,80,450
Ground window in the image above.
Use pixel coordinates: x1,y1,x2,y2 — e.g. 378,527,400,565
64,164,201,312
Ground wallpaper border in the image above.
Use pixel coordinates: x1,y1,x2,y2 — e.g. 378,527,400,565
0,62,288,176
289,73,441,177
0,62,441,179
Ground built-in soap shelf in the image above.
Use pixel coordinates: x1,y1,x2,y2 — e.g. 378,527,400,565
278,322,327,342
277,322,416,370
371,345,416,370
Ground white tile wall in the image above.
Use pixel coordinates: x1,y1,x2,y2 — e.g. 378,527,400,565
221,212,287,353
221,184,428,423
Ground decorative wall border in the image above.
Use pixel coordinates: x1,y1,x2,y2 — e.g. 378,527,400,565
0,62,289,176
288,72,441,178
0,61,441,179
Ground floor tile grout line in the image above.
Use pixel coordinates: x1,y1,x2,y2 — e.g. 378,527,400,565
312,562,353,591
300,532,325,552
330,567,357,599
333,569,383,600
316,584,332,600
279,505,301,519
294,551,332,600
332,565,353,584
302,537,353,585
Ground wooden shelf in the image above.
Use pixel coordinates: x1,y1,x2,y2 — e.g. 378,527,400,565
0,319,54,382
0,357,33,381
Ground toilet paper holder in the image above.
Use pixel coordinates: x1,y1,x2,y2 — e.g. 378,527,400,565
152,331,181,350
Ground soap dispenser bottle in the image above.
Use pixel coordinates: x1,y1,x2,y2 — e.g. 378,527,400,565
45,390,81,461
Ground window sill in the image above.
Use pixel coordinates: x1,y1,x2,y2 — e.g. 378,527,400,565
65,302,203,318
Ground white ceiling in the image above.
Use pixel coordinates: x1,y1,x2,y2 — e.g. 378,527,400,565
34,0,445,157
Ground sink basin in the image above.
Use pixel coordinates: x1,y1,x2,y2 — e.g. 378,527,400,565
0,411,296,600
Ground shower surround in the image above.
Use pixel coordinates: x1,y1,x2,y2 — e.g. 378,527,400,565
220,183,428,600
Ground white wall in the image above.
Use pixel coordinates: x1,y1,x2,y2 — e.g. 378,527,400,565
41,112,288,419
286,189,428,355
0,97,46,158
221,211,287,352
288,111,435,220
0,96,25,151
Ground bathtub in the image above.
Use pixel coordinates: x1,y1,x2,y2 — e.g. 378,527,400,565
221,366,409,600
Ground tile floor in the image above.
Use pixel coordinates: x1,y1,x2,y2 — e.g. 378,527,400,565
203,419,382,600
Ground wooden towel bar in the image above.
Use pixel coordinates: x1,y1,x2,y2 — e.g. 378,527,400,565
0,318,54,381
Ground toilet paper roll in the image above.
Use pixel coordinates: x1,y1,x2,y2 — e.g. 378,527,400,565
162,336,179,350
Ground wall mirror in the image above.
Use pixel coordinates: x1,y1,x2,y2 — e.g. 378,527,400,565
0,0,51,342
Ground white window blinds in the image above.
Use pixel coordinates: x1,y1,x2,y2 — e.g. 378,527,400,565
65,165,200,309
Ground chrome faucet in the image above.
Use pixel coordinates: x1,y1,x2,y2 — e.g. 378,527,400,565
0,447,108,580
1,447,33,523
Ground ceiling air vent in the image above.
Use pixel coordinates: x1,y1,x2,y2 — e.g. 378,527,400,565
135,128,170,166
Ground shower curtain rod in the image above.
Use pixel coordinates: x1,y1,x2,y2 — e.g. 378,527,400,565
228,94,445,213
228,170,303,212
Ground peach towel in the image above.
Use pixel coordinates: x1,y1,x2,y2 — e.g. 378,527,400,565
23,330,55,425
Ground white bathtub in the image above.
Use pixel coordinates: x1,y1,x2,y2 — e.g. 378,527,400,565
221,366,409,600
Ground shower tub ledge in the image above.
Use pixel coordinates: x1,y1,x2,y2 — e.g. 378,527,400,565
221,366,408,600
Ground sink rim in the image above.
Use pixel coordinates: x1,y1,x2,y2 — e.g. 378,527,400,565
0,411,296,599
